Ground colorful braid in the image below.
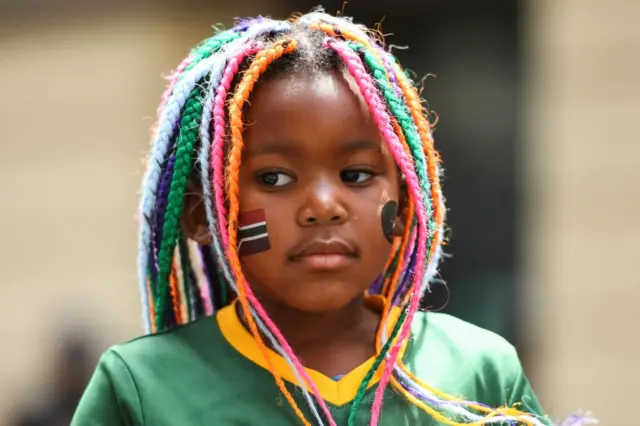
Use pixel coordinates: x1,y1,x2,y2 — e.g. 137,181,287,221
137,10,566,426
225,38,337,426
210,42,260,246
143,19,289,330
356,43,502,424
338,41,435,424
192,22,331,425
187,239,212,316
154,86,204,326
324,39,433,423
139,33,242,333
303,21,511,425
306,19,446,276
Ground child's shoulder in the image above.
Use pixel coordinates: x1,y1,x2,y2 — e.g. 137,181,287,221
406,310,525,405
105,315,223,368
410,309,517,360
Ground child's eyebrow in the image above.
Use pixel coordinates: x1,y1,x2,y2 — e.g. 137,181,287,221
245,140,380,157
245,142,301,158
339,140,381,153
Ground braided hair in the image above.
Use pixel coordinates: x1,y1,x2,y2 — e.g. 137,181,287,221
138,10,545,426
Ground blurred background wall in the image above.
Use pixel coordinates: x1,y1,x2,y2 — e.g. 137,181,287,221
522,1,640,423
0,0,637,425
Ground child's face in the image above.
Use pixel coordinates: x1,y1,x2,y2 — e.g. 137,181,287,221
234,70,402,313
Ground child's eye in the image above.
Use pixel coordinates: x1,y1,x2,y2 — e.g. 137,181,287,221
257,172,295,187
341,170,374,184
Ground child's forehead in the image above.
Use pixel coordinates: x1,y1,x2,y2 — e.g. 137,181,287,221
241,71,387,155
245,71,373,131
252,70,364,106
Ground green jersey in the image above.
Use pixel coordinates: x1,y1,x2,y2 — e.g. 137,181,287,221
72,301,547,425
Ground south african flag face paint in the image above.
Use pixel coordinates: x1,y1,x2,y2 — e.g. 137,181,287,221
237,209,271,256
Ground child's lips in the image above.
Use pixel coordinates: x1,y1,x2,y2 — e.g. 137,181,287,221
290,239,357,270
294,253,356,270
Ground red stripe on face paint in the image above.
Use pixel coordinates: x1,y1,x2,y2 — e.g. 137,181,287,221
238,209,266,226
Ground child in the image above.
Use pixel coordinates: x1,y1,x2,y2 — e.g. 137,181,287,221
72,10,553,426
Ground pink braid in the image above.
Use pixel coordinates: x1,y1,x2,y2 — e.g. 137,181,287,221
210,43,262,248
326,39,430,425
215,43,337,425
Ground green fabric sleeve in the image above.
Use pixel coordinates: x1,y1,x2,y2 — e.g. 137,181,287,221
71,349,143,426
507,357,553,425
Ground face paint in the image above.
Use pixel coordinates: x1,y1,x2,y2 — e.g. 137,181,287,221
237,209,271,256
381,201,398,244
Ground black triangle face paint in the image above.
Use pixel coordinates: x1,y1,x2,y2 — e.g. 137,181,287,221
237,209,271,256
381,201,398,243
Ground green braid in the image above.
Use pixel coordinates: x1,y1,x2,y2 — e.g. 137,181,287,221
155,86,205,327
348,304,411,426
218,268,228,306
184,30,242,73
356,43,438,284
351,43,434,232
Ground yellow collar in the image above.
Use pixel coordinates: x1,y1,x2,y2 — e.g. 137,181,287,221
216,297,404,406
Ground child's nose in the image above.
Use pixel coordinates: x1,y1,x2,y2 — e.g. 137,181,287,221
297,181,348,226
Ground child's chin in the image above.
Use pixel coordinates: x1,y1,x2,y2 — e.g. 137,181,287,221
282,286,366,314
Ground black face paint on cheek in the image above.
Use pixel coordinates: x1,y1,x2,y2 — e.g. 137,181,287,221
381,201,398,243
237,209,271,256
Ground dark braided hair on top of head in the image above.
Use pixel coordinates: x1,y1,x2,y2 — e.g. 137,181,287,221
137,11,548,426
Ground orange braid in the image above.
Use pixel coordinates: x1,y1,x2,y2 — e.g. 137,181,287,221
288,11,303,22
169,263,183,324
146,278,157,333
174,248,189,323
225,39,311,426
376,119,415,351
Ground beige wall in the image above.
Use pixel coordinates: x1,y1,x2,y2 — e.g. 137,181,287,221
0,4,280,421
523,0,640,424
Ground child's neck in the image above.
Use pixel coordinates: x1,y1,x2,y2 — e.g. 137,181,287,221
237,296,380,377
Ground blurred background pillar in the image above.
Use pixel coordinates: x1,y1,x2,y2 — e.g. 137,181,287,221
523,0,640,424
